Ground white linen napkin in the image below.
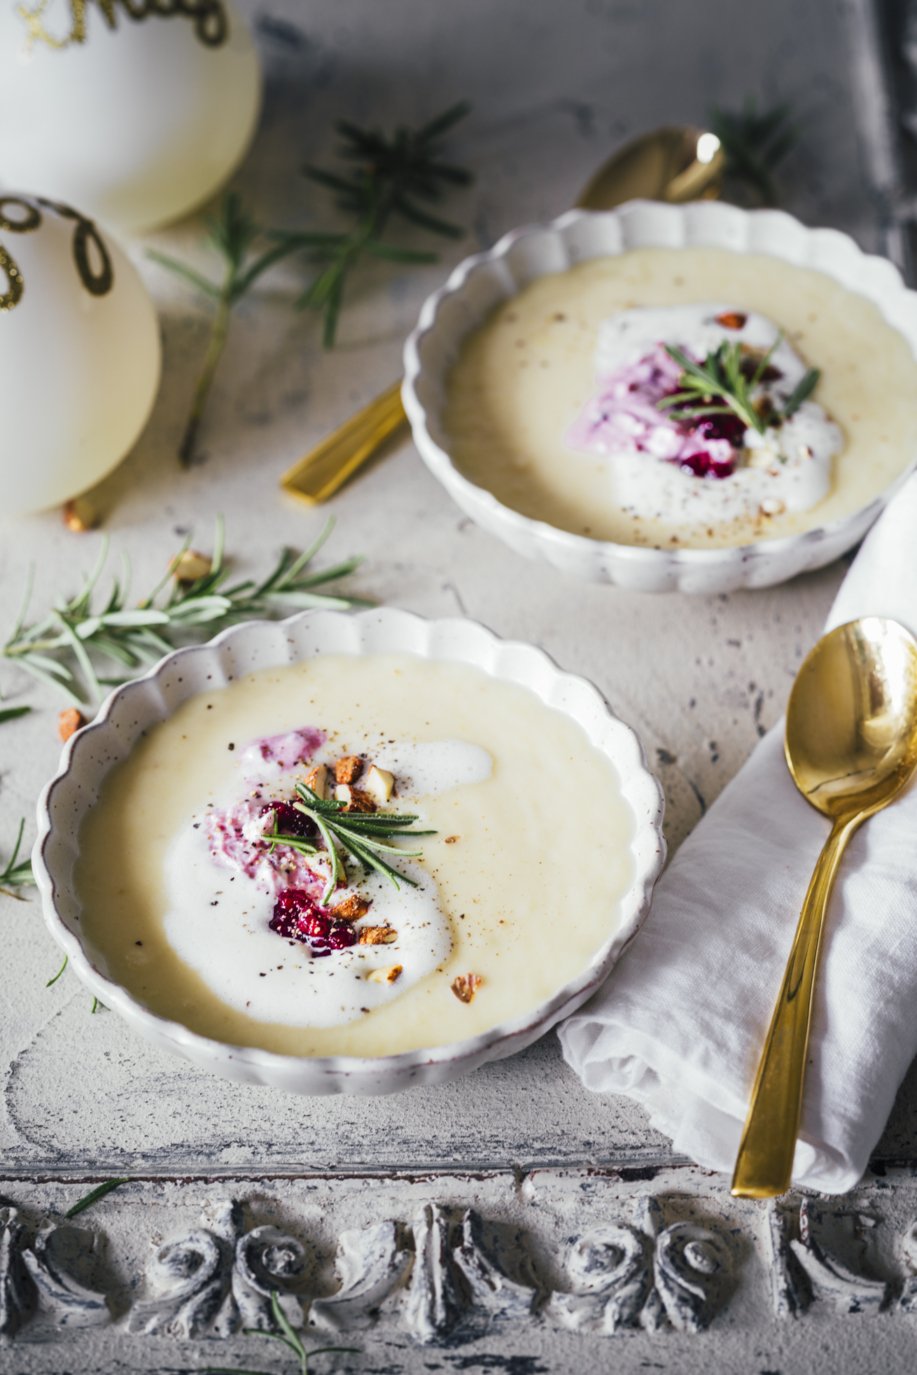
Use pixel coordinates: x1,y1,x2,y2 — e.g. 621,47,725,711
559,474,917,1193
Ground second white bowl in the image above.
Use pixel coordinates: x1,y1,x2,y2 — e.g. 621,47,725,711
402,201,917,594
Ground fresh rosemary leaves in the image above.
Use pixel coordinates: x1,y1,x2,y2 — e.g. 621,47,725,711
0,705,31,725
46,954,68,986
65,1178,129,1219
3,518,365,705
150,196,299,465
279,100,472,347
0,819,33,897
709,100,798,206
152,103,471,461
659,339,819,436
267,782,435,905
206,1289,358,1375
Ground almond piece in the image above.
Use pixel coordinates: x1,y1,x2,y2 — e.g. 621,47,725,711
334,784,376,813
171,549,212,584
305,763,329,799
335,893,372,921
58,707,86,742
358,925,398,945
363,763,395,804
334,755,364,784
367,963,403,985
714,310,747,330
451,972,484,1004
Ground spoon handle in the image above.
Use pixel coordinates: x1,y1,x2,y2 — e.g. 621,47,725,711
280,381,407,505
731,814,859,1199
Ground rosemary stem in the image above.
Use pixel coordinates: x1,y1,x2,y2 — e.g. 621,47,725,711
179,284,234,467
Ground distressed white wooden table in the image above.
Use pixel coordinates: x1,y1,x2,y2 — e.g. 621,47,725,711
4,1,917,1370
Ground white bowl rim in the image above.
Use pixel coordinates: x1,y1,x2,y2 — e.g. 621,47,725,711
32,606,666,1089
402,201,917,572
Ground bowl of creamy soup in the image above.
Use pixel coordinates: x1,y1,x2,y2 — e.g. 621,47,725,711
33,608,664,1095
403,201,917,593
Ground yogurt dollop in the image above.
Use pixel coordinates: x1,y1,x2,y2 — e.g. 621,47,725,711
162,729,491,1029
566,304,843,528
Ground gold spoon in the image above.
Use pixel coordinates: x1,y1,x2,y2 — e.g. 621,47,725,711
280,124,725,505
731,616,917,1199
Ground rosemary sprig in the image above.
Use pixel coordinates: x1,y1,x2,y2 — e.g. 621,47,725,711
0,819,34,898
3,518,366,705
65,1178,129,1219
268,783,435,905
206,1289,358,1375
709,100,799,206
277,101,472,347
659,338,819,436
150,195,301,465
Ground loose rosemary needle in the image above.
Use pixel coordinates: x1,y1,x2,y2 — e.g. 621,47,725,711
0,818,33,897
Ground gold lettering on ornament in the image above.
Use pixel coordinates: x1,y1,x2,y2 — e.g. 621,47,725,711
16,0,228,51
0,197,114,313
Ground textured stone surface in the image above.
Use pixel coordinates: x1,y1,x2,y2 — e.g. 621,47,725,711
0,0,915,1369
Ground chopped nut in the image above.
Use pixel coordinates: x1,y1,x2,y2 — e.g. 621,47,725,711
363,763,395,804
760,497,786,517
335,893,372,921
334,755,364,784
358,925,398,945
334,784,376,813
58,707,86,742
367,963,403,985
444,835,460,845
62,497,97,532
715,310,747,330
451,972,484,1004
305,763,329,799
171,549,212,584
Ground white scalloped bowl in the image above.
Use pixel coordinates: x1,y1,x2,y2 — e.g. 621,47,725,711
403,201,917,594
32,608,665,1096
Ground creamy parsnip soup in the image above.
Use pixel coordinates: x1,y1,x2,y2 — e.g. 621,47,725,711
76,655,636,1057
443,248,917,549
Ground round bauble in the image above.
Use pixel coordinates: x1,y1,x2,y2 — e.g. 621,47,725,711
0,0,262,233
0,193,162,515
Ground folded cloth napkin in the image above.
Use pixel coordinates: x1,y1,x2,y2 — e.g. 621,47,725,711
559,474,917,1194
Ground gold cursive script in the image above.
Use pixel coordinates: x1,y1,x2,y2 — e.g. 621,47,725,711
0,196,114,313
16,0,229,51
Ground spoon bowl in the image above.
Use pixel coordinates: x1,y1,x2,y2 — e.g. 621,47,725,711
786,617,917,819
575,124,723,211
732,616,917,1198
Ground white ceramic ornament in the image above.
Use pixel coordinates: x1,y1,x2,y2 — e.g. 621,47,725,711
0,1,262,234
0,193,162,515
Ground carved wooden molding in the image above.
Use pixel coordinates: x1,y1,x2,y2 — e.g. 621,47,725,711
0,1200,109,1339
7,1179,917,1349
128,1199,305,1338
